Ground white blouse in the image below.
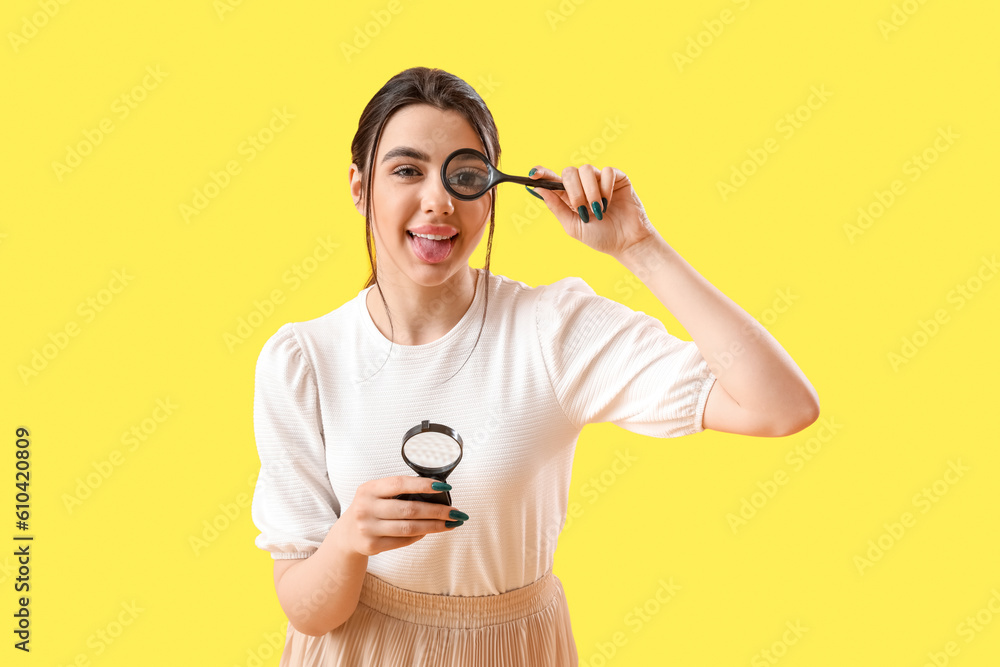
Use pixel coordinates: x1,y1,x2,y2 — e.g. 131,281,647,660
250,268,716,596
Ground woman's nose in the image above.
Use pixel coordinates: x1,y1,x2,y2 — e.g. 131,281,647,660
421,171,455,215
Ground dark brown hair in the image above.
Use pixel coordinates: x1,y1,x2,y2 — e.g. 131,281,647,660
351,67,499,384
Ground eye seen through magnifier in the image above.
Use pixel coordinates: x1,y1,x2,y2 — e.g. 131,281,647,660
441,148,566,201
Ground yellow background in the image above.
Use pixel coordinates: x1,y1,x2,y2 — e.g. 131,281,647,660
2,0,998,665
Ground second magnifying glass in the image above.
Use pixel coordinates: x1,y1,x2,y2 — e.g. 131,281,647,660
392,420,463,506
441,148,565,201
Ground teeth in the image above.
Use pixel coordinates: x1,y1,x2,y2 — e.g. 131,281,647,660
410,232,454,241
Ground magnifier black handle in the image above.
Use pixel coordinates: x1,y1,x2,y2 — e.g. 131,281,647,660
394,490,452,506
503,175,565,190
394,470,452,505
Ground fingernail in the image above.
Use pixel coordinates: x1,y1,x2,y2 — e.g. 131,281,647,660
591,201,603,221
528,167,537,176
449,509,469,521
577,205,589,223
445,520,464,528
431,482,452,491
525,185,544,201
602,197,607,212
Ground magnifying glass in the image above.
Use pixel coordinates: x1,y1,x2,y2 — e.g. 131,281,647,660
441,148,566,201
392,420,464,506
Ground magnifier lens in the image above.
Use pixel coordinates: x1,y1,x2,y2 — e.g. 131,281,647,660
394,420,464,506
403,431,462,470
444,153,492,199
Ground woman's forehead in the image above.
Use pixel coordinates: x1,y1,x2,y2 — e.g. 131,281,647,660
378,105,484,161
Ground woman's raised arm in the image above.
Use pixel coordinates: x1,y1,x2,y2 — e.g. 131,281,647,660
527,164,820,437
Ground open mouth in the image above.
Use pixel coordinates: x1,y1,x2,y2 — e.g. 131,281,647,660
406,230,458,264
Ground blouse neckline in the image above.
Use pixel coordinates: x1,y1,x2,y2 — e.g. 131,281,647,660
356,268,487,356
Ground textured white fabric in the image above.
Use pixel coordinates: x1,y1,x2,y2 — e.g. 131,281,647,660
250,268,716,596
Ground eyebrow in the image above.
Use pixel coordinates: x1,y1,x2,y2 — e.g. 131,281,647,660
380,146,431,165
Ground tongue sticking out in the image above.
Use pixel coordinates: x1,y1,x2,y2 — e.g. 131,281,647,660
410,234,455,263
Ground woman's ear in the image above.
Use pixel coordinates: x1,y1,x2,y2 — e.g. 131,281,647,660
348,163,365,215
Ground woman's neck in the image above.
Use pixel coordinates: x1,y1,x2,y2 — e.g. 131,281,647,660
366,266,479,346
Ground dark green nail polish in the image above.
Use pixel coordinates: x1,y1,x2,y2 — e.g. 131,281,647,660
525,185,543,201
449,509,469,521
591,201,603,220
445,520,464,528
577,205,589,223
431,482,452,491
528,167,537,176
602,197,607,212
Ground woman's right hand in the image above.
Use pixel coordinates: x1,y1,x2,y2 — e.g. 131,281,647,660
338,476,469,557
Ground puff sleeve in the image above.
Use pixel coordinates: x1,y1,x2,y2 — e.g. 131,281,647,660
535,277,717,437
250,323,341,559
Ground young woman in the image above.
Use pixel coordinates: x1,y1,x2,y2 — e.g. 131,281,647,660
250,66,819,666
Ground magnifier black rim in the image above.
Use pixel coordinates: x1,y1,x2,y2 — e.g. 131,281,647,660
400,420,464,477
441,148,497,201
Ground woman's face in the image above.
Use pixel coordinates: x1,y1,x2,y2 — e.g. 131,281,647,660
350,104,493,287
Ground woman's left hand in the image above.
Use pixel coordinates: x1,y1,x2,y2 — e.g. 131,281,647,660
527,164,660,259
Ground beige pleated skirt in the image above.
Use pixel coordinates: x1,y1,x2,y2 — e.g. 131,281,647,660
278,568,579,666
